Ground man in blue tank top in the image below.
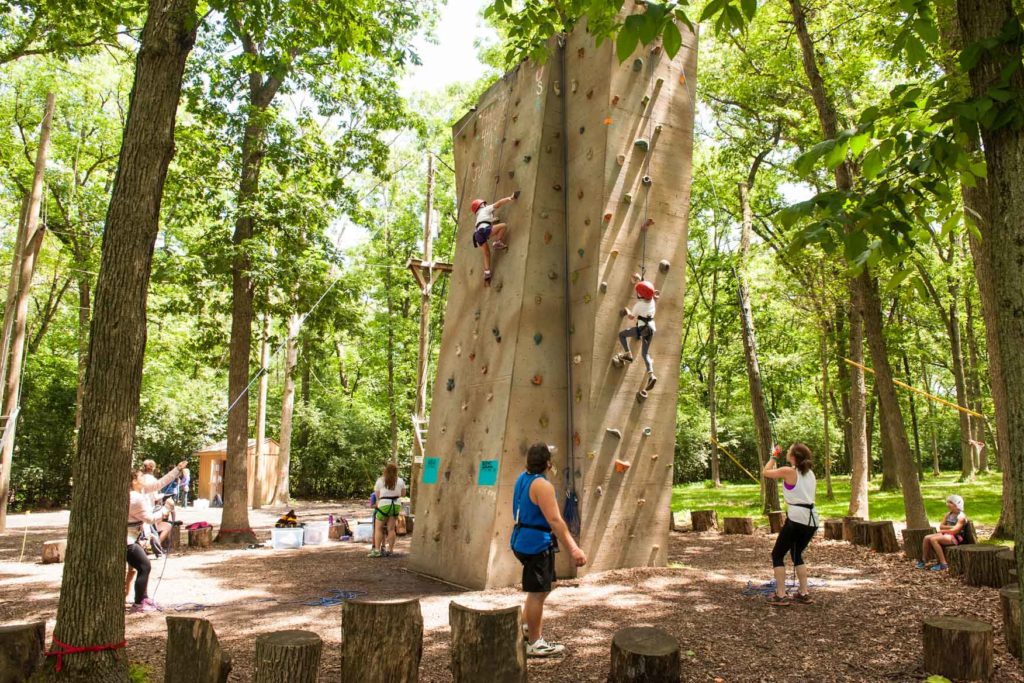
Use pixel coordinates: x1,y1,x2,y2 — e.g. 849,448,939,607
511,443,587,657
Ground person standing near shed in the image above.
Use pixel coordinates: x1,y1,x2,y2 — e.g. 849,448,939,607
511,443,587,657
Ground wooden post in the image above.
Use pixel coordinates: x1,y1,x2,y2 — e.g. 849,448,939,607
341,599,422,682
842,516,862,542
189,526,213,548
165,616,232,683
949,545,1005,587
851,520,873,546
691,510,717,532
449,603,526,683
868,521,899,553
42,539,67,564
0,622,44,681
609,627,680,683
254,630,321,683
921,617,993,681
823,519,843,540
767,511,785,534
1000,584,1021,660
723,517,754,535
900,527,935,561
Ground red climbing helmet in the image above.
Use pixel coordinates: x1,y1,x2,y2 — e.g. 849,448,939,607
471,199,486,213
635,280,656,300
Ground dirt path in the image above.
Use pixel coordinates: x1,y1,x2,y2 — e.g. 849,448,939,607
1,505,1020,681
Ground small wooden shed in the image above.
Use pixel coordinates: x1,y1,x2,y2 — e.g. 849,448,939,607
195,438,280,507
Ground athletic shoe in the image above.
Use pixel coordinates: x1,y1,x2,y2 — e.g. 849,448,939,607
929,563,948,571
915,561,927,569
129,599,161,614
767,594,791,607
526,638,565,657
368,549,382,558
522,624,530,641
793,592,815,604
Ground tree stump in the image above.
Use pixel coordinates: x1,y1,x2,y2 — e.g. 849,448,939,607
951,545,1006,587
254,630,322,683
921,617,993,681
900,527,936,561
962,519,978,545
691,510,717,532
0,622,45,682
946,546,964,576
1000,584,1021,660
851,520,873,547
723,517,754,535
167,524,181,552
997,548,1015,587
341,599,422,682
41,540,67,564
767,511,785,534
869,521,899,553
823,519,843,540
449,603,525,683
609,627,680,683
842,516,862,543
165,616,232,683
189,526,213,548
329,524,345,541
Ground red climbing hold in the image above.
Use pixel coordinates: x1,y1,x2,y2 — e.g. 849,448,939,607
614,459,631,473
532,375,543,386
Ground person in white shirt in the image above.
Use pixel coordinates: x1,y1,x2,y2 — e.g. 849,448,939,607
370,463,406,557
470,192,519,285
126,470,176,613
140,459,186,550
613,276,659,389
916,494,967,571
763,443,818,606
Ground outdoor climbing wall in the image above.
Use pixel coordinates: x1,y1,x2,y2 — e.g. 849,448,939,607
409,19,697,589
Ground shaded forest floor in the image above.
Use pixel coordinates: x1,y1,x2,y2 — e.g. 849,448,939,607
1,502,1021,682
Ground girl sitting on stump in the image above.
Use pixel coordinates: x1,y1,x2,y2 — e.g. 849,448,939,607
917,494,967,571
471,191,519,285
613,275,659,390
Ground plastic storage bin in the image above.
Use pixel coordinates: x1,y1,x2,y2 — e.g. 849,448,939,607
303,521,329,546
271,527,304,549
353,519,374,543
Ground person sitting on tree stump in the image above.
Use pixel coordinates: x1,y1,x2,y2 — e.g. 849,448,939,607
471,192,519,285
612,275,659,391
511,443,587,657
917,494,967,571
762,443,819,607
369,463,406,558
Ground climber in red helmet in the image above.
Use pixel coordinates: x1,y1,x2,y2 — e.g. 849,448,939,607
471,191,519,285
613,273,659,390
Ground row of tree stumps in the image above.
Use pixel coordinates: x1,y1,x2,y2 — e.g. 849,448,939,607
0,599,686,683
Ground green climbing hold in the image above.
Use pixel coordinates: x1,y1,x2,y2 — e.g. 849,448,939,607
447,377,455,391
634,138,650,152
534,333,543,345
578,248,585,257
632,58,643,72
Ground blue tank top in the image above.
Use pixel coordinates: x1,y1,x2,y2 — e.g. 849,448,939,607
511,472,552,554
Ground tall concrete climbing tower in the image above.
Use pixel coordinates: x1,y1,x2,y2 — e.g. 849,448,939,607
409,18,697,589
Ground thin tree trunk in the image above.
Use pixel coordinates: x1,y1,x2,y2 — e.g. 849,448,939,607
47,3,197,677
251,312,270,510
957,0,1024,648
819,327,834,499
737,181,778,513
903,352,924,481
74,271,90,437
944,284,975,481
385,219,398,463
923,360,942,476
708,257,721,487
0,93,54,532
0,195,29,405
273,312,300,505
965,293,986,472
866,389,877,478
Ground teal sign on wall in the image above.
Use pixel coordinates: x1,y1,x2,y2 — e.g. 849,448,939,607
477,460,499,486
422,457,440,484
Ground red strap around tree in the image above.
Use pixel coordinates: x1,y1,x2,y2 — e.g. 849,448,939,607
45,637,127,672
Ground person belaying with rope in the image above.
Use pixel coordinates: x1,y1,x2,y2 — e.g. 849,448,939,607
370,463,406,557
471,191,519,285
612,274,659,390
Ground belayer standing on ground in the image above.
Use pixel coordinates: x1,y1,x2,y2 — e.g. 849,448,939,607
916,494,967,571
762,443,818,606
613,275,659,390
370,463,406,558
511,443,587,657
126,469,177,613
471,191,519,285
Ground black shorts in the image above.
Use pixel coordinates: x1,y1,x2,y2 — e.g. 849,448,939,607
514,549,555,593
473,222,493,247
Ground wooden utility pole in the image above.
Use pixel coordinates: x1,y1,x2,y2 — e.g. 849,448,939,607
407,155,451,511
0,92,55,531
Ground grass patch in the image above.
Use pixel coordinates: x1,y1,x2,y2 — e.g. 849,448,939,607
673,470,1006,530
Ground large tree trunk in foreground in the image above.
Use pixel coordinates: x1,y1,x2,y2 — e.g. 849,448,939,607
958,0,1024,655
273,312,300,505
737,181,778,513
0,93,54,532
46,2,198,678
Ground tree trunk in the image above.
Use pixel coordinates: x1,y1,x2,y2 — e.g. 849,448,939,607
957,2,1024,617
877,387,900,492
819,328,834,499
866,389,877,476
251,312,270,510
767,510,784,534
845,306,869,517
385,220,398,463
608,627,680,683
942,285,976,481
823,519,843,540
921,617,993,681
851,520,873,547
0,195,29,408
341,599,423,682
902,353,924,481
868,521,899,553
0,622,45,681
0,93,54,532
165,616,232,683
737,181,778,513
46,2,198,678
723,517,754,535
1001,585,1021,660
448,603,526,683
964,293,987,471
901,527,936,561
273,312,300,506
254,631,321,683
74,270,91,438
708,247,721,487
691,510,717,532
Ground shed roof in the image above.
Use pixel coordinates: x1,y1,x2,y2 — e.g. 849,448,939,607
195,437,279,455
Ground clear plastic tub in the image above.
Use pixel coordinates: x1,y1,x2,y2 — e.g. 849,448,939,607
303,521,329,546
271,527,304,549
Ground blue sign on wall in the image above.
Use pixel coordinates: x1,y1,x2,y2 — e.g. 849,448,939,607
477,460,499,486
422,457,440,484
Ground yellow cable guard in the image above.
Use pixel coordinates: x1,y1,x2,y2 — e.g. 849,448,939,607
708,434,761,485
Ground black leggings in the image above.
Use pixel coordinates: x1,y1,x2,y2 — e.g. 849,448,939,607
771,519,816,568
126,543,151,604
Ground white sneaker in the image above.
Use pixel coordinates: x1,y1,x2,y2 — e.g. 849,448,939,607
526,638,565,657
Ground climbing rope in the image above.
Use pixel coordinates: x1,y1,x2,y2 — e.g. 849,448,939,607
638,50,661,279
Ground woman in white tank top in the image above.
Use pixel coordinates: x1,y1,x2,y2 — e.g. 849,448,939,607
762,443,818,606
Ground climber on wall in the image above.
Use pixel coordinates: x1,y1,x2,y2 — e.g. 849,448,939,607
471,190,519,285
613,274,659,390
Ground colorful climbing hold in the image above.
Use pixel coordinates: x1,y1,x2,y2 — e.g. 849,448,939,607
534,295,542,305
571,271,579,284
481,364,488,375
548,271,558,280
579,126,585,134
584,218,591,226
616,154,625,166
534,333,543,345
606,428,622,439
469,352,476,361
583,293,591,303
553,183,562,191
603,117,613,125
641,94,650,106
447,377,455,391
577,189,584,199
571,79,578,93
531,375,543,386
586,148,594,160
642,175,652,186
655,124,663,133
604,212,614,222
573,432,582,446
544,232,552,244
624,193,633,204
553,81,562,95
577,47,585,58
456,439,465,451
634,138,650,151
523,155,532,163
643,218,655,229
643,427,653,436
539,415,549,428
614,459,631,473
573,354,582,364
600,281,608,293
575,387,583,403
587,451,596,460
632,58,643,72
612,95,620,106
587,88,594,99
492,327,499,337
659,259,670,273
540,210,550,219
637,499,647,507
656,76,664,87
